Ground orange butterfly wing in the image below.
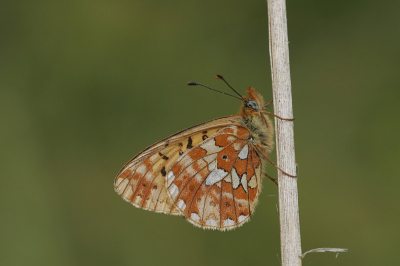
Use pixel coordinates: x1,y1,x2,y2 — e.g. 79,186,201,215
114,116,243,215
115,86,275,231
165,125,263,230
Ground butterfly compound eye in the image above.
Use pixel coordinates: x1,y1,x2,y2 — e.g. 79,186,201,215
245,100,259,111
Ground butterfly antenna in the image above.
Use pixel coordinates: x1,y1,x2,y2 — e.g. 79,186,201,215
215,75,246,102
187,81,242,100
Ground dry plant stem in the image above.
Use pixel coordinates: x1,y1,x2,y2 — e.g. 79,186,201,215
267,0,302,265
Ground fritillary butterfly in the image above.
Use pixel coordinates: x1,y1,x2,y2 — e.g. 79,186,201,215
114,75,294,231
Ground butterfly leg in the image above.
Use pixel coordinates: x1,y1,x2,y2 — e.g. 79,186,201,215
264,173,278,186
254,145,297,178
261,110,295,121
263,100,273,108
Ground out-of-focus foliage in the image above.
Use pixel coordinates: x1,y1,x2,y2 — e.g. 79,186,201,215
1,1,399,265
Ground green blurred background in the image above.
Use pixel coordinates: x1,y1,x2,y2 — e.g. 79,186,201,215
1,0,399,265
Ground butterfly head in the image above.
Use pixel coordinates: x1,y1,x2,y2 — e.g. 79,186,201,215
240,87,265,117
244,100,259,111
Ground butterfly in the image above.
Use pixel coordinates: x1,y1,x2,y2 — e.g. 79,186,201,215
114,75,295,231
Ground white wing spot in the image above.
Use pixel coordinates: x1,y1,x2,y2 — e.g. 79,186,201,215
177,199,186,211
149,153,159,163
208,160,217,171
203,153,217,164
205,168,228,186
238,214,248,223
185,165,197,177
233,142,242,151
206,218,218,226
168,184,179,200
248,174,257,189
144,171,153,182
238,145,249,160
223,218,235,227
227,136,236,142
224,173,232,183
167,171,175,186
136,164,147,175
201,139,224,154
231,168,240,189
191,212,200,222
241,173,248,193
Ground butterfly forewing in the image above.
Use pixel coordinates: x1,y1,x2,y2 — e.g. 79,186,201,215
114,117,240,215
115,145,182,214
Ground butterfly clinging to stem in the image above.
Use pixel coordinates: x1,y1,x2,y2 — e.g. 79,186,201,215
114,75,296,231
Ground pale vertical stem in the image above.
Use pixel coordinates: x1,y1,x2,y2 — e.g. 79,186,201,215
267,0,302,265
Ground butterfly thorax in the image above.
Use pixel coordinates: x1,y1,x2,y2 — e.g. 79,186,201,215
239,87,274,156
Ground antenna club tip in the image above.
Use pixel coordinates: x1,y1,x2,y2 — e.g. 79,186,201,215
187,81,197,86
215,75,223,79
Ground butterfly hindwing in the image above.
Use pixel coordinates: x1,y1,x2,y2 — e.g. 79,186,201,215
165,125,264,230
